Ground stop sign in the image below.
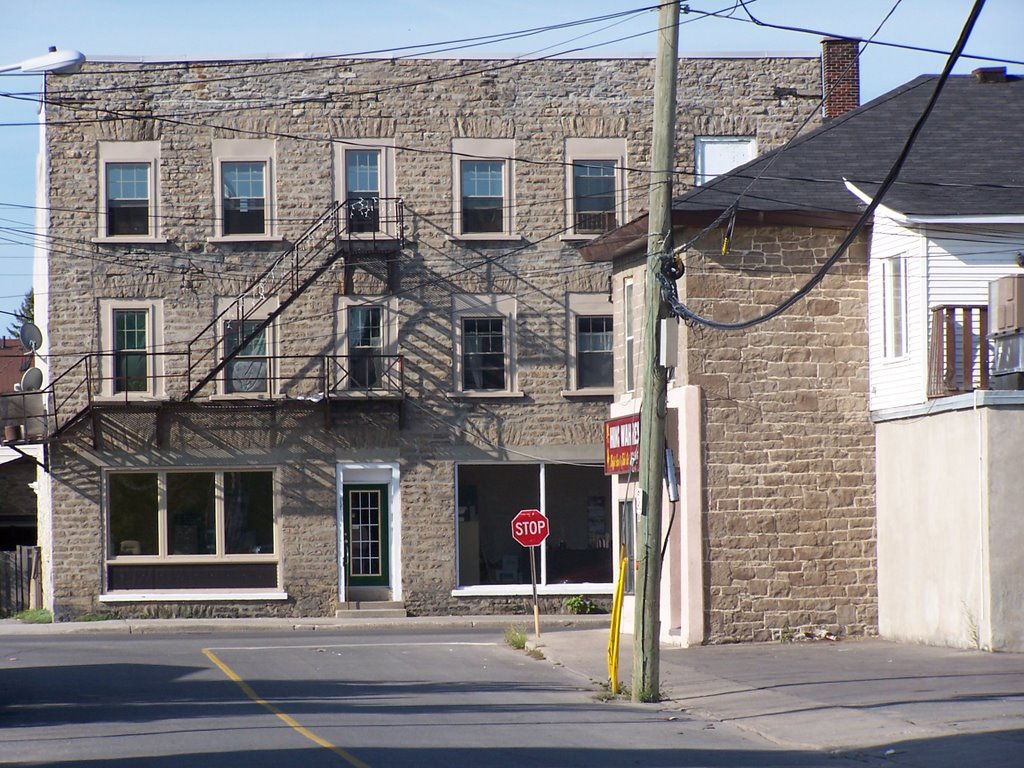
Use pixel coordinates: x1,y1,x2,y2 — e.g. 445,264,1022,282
511,508,550,547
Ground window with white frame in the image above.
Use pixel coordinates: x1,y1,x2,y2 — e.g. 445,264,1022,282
565,138,626,236
213,139,276,239
456,463,611,588
334,139,396,235
98,141,160,240
453,294,517,394
99,299,163,398
694,136,756,186
106,469,277,591
334,296,399,393
567,293,613,391
452,139,514,237
623,280,636,393
882,255,908,359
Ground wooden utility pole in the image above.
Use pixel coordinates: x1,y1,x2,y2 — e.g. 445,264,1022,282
632,0,679,704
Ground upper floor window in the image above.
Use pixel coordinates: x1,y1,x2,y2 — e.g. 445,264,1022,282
882,255,908,359
99,299,164,398
566,293,613,393
224,319,270,394
335,139,396,235
694,136,756,186
333,296,400,394
453,294,518,395
623,280,636,393
565,138,626,237
97,141,160,241
213,139,276,240
452,139,514,238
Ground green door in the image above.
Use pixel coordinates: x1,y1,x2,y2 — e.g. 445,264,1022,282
344,484,389,587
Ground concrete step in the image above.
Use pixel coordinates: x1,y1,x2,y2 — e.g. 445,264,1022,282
336,601,407,619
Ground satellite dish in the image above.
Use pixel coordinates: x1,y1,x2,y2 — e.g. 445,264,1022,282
19,322,43,352
20,367,43,392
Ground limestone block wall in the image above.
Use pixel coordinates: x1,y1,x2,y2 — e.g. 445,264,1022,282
684,225,875,641
40,54,825,617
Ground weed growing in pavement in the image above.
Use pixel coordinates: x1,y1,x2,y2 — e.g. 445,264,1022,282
504,625,527,650
565,595,600,615
13,608,52,624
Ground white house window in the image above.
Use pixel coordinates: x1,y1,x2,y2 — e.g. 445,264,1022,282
694,136,756,185
623,280,636,393
565,138,626,237
97,141,160,240
107,470,277,591
452,139,514,238
882,255,908,359
213,139,276,239
452,294,517,395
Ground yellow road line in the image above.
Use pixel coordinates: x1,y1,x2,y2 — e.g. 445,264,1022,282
202,647,371,768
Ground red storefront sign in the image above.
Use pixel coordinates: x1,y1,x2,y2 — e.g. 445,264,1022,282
604,414,640,475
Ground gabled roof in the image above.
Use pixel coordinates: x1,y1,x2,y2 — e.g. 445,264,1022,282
581,71,1024,261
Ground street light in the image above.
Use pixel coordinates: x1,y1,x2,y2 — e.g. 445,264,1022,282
0,47,85,75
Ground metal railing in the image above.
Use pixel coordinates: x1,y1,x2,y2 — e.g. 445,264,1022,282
928,304,990,398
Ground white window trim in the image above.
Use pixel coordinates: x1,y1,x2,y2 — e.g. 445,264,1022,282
564,138,627,240
452,138,516,240
333,139,397,237
95,141,165,243
694,136,757,186
211,138,280,242
103,466,280,573
564,292,614,396
98,298,165,400
213,295,279,398
451,294,522,397
882,254,909,360
622,279,636,395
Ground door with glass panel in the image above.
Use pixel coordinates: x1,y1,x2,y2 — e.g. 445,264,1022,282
343,484,389,587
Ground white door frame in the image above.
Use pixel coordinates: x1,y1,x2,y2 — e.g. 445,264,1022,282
337,462,401,601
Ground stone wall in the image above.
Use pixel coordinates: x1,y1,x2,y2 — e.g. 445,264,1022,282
41,54,825,618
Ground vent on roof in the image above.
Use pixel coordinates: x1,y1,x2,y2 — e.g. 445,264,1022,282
973,67,1007,83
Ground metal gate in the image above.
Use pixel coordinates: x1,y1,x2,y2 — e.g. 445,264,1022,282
0,545,40,615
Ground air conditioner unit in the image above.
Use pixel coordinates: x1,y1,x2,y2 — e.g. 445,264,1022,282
988,275,1024,335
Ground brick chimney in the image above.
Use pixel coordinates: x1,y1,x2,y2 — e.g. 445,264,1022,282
821,37,860,119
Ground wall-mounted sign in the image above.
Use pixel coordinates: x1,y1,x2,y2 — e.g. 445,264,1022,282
604,413,640,475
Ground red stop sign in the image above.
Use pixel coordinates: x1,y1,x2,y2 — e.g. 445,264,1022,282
511,509,550,547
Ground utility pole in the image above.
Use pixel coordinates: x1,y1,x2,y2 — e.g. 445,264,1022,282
632,0,679,704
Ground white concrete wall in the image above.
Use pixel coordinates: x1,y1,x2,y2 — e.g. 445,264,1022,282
877,401,1024,651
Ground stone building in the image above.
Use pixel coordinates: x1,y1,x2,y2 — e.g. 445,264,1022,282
31,47,839,620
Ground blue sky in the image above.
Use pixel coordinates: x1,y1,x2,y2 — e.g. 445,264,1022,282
0,0,1020,323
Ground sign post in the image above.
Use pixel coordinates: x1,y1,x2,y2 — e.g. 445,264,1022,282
511,508,550,637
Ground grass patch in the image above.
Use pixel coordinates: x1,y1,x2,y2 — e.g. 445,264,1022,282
526,648,545,660
13,608,52,624
504,625,527,650
77,612,119,622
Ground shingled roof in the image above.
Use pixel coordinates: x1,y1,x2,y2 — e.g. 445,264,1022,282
581,70,1024,261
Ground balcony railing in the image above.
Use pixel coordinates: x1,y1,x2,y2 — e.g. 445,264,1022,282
0,351,405,446
928,304,990,398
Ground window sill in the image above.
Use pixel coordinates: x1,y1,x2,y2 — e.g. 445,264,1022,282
452,584,614,597
92,236,169,245
446,234,524,243
559,233,607,242
93,393,165,403
206,393,278,401
561,387,614,398
448,390,526,399
208,235,284,244
99,590,288,603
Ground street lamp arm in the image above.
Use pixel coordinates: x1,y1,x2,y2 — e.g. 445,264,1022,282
0,47,85,75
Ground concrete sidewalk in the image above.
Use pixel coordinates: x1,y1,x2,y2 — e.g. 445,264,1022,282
530,627,1024,765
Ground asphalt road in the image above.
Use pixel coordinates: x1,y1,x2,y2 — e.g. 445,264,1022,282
0,626,882,767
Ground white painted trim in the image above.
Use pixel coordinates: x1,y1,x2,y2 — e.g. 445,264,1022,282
336,462,402,602
100,591,288,603
451,584,614,597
